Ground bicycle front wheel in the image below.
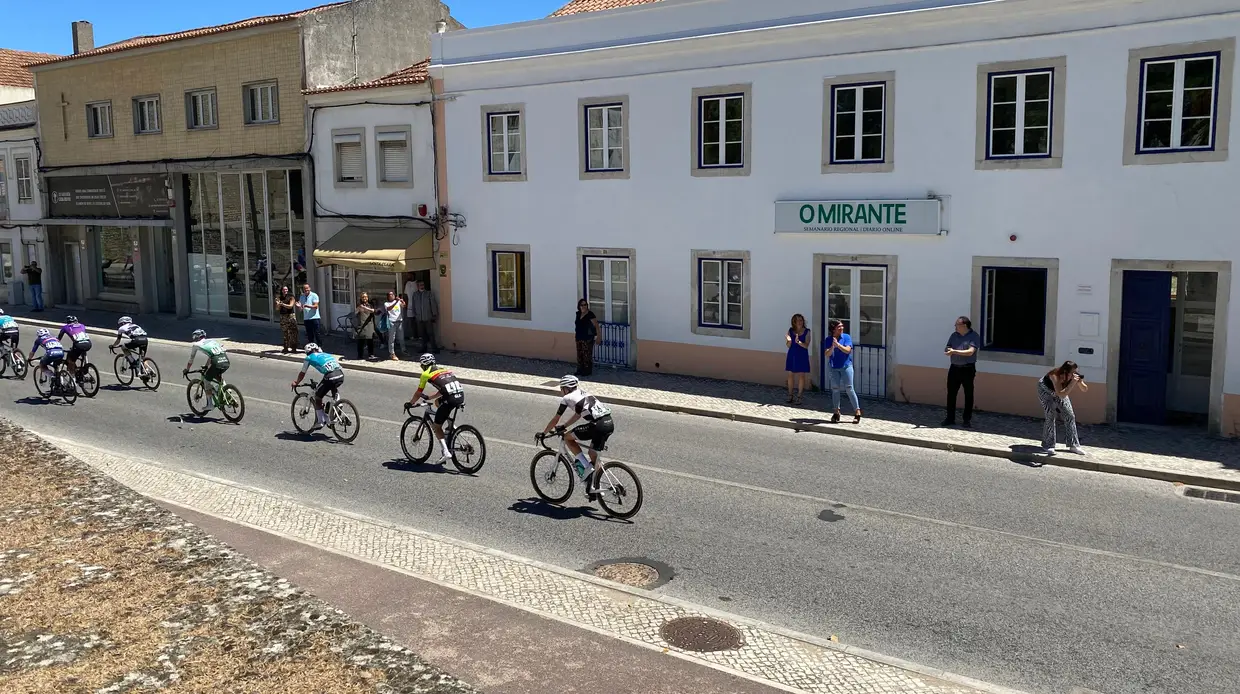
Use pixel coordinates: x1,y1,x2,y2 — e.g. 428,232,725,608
290,393,316,434
595,461,644,520
220,385,245,423
13,356,27,380
33,366,51,397
141,359,162,390
58,370,77,405
448,425,487,475
114,354,134,385
78,364,100,398
330,399,361,443
0,353,8,377
186,379,209,416
399,417,433,464
530,450,574,504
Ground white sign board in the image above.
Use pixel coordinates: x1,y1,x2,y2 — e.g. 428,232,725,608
775,200,942,235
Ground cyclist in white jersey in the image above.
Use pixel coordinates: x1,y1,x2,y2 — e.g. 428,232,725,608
110,316,149,359
541,375,614,494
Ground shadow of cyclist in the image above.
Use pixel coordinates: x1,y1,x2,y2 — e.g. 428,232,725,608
507,497,618,522
381,458,456,475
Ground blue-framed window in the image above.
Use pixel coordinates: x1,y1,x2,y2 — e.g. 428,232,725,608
1137,52,1220,153
584,103,624,172
491,250,526,312
486,111,523,175
697,93,744,169
981,266,1047,354
985,69,1053,159
698,258,744,329
830,81,886,163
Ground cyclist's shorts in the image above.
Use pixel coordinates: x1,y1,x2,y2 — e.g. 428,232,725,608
572,414,614,452
1,330,18,345
125,337,148,354
68,343,91,361
40,350,65,368
204,364,227,383
433,400,459,426
315,372,344,400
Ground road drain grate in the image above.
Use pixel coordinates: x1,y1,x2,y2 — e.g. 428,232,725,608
585,558,673,589
1182,486,1240,505
660,616,744,652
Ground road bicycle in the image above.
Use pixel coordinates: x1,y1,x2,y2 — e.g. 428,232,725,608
290,381,361,442
110,345,162,390
400,401,487,474
0,339,28,379
530,429,643,520
68,351,100,398
29,357,77,404
184,367,245,422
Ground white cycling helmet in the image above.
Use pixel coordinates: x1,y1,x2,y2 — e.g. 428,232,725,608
419,353,436,369
304,343,322,354
36,328,49,338
559,374,579,390
118,316,132,326
191,329,206,341
0,308,6,315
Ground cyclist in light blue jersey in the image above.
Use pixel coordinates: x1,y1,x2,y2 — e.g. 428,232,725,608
290,343,343,430
0,309,19,351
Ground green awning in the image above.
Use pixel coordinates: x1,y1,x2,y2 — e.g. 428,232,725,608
313,226,434,273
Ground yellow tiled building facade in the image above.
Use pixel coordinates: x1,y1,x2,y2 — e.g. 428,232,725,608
35,27,305,167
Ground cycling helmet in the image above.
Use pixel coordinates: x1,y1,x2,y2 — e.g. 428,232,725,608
118,316,132,326
419,353,437,369
191,329,206,341
36,328,49,338
559,374,579,390
65,315,78,323
304,343,322,354
0,308,6,315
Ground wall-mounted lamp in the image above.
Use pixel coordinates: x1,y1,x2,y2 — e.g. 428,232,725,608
435,20,447,34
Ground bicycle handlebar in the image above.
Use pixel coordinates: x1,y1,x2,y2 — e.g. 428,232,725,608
292,381,319,391
534,427,567,451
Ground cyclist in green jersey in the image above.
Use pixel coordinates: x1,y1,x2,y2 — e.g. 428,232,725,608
408,353,464,464
182,329,231,411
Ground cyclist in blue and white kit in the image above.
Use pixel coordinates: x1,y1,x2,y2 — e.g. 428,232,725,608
290,343,343,430
27,327,66,383
0,309,20,352
59,315,92,379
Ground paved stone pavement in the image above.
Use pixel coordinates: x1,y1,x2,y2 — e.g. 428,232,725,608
12,306,1240,490
47,434,1020,694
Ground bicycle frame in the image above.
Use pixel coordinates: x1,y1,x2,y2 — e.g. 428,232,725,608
293,381,342,413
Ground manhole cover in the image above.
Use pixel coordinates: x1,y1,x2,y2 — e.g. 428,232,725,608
1182,486,1240,504
660,616,743,652
594,562,659,587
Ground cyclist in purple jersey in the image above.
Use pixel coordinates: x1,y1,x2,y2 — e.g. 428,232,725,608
58,315,92,378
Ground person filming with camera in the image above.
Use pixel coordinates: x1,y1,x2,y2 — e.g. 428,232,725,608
1037,360,1088,456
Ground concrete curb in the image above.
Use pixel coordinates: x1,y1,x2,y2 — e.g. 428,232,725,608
18,316,1240,493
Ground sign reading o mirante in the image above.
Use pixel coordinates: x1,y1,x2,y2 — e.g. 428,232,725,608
774,199,941,235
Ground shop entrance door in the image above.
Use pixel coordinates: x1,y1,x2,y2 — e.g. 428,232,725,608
62,242,82,306
821,264,888,397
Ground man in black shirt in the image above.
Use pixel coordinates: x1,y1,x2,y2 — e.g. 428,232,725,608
21,261,43,311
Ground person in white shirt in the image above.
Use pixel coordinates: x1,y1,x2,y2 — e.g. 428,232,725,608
382,290,405,360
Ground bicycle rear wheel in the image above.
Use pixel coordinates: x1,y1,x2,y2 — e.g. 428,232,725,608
220,385,245,423
448,425,486,474
529,450,574,504
58,370,77,405
186,379,209,416
399,418,433,464
78,364,100,398
114,354,134,385
12,355,27,380
0,353,8,377
330,399,361,443
290,393,317,434
595,461,643,520
141,359,162,390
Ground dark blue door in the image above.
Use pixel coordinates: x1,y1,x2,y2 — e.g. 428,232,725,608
1117,271,1172,424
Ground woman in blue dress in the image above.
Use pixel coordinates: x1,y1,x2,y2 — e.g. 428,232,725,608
785,313,811,405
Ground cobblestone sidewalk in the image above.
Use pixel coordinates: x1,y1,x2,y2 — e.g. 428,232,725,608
13,307,1240,490
46,434,1022,694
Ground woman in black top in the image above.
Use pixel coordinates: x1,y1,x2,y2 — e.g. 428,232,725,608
574,299,601,376
1036,360,1088,456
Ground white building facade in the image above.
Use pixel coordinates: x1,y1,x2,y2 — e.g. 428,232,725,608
433,0,1240,434
306,62,446,328
0,100,49,306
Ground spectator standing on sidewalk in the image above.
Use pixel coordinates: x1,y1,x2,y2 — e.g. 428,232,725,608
407,279,440,353
297,283,322,346
354,292,377,361
1037,360,1087,456
275,286,298,353
784,313,811,405
383,290,405,360
824,319,861,423
574,299,600,376
21,261,43,311
943,316,981,427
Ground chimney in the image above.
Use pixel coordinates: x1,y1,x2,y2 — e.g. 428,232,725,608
71,21,94,54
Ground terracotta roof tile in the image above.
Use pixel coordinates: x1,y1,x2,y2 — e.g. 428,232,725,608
303,59,430,95
28,2,349,68
550,0,661,17
0,48,61,87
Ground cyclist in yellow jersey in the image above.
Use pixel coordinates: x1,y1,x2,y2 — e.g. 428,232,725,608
408,353,465,463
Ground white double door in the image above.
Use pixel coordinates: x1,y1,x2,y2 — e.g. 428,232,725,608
822,264,888,396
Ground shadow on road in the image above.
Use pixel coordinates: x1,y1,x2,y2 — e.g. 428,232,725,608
166,414,229,425
273,430,345,444
382,458,452,474
14,396,70,406
508,497,610,522
1008,444,1050,467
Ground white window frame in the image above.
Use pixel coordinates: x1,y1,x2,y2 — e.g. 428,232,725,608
330,265,352,306
14,155,33,203
700,258,744,329
243,81,279,125
1138,54,1218,153
186,88,218,130
86,101,112,138
486,243,532,320
822,72,896,174
484,108,525,179
585,103,624,172
831,82,886,164
133,95,161,134
375,125,413,187
985,70,1053,159
970,256,1059,367
332,128,366,188
1123,39,1234,166
690,84,752,177
690,250,751,339
698,94,744,169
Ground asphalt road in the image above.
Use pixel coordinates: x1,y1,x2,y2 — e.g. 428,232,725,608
4,341,1239,694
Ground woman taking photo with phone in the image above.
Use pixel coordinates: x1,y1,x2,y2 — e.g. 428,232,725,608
1037,360,1087,455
